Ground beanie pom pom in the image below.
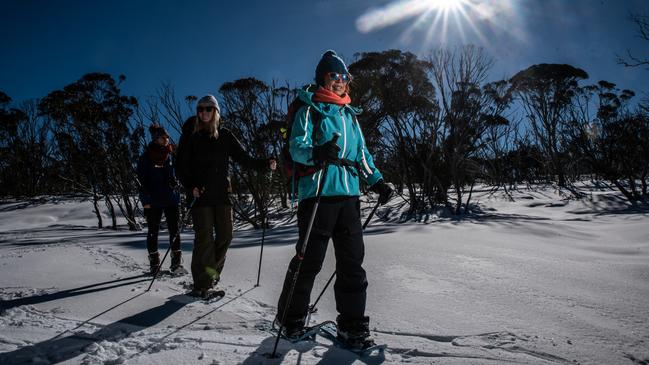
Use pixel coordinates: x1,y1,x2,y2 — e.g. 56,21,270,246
149,123,169,139
148,123,161,136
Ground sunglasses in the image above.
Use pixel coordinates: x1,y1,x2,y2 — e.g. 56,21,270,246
197,106,215,113
327,72,352,82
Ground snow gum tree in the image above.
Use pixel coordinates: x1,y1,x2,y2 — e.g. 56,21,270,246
510,63,589,188
219,77,282,227
39,73,141,230
349,47,512,216
0,93,54,197
569,81,648,203
349,49,438,216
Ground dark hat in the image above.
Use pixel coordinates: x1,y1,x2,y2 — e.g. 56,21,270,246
315,50,349,86
197,94,220,114
149,123,169,140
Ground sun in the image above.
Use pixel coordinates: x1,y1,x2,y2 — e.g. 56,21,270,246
423,0,465,12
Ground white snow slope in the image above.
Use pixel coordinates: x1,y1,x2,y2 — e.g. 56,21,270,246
0,184,648,365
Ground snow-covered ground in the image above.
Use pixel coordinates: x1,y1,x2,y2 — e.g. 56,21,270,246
1,184,648,365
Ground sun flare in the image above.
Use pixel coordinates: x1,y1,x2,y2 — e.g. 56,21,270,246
356,0,525,51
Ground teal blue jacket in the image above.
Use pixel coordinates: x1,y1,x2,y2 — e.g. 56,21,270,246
290,88,383,201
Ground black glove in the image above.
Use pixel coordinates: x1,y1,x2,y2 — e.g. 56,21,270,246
370,179,393,205
312,140,341,164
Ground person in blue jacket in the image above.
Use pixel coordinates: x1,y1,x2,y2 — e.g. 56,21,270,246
137,124,186,275
275,50,393,349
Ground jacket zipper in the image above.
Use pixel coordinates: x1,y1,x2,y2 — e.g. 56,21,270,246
340,108,350,193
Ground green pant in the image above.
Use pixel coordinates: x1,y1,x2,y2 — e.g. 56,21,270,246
191,205,233,290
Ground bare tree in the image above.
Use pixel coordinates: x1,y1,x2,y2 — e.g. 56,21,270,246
134,83,193,145
617,13,649,70
155,82,190,137
18,100,56,196
429,46,508,214
478,80,519,197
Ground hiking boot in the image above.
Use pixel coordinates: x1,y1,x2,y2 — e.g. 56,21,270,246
170,250,187,275
273,316,306,340
336,315,375,349
148,251,160,274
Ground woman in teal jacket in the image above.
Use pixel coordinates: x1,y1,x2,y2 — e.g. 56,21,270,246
276,50,393,350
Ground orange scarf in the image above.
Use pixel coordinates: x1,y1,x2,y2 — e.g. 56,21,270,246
312,87,351,106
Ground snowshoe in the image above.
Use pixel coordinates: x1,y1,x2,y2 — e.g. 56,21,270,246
318,321,387,356
170,265,188,276
272,317,335,342
187,288,225,302
148,269,171,277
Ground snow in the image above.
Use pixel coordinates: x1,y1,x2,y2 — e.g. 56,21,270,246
1,184,648,364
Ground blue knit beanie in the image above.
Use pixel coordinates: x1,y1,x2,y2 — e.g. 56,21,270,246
315,50,349,86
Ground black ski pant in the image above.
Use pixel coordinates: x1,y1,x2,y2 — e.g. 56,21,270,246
145,206,180,254
277,196,367,325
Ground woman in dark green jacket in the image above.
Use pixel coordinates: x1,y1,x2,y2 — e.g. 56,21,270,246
177,95,276,299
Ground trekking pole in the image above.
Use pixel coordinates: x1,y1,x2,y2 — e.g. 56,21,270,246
305,198,382,324
363,198,382,230
269,134,339,358
146,196,196,292
256,169,273,287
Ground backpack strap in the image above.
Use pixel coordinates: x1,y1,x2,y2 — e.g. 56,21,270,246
306,106,322,145
287,105,322,205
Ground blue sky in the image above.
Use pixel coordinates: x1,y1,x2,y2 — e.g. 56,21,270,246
1,0,648,105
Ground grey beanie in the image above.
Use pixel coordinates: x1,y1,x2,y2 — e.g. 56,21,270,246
197,94,220,114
